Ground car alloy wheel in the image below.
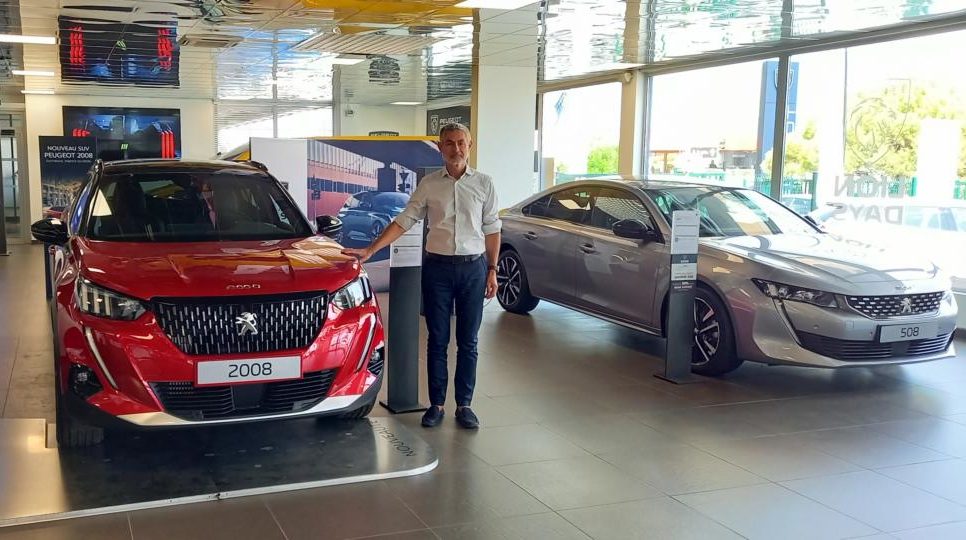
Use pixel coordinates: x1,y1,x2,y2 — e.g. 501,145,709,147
497,255,521,306
692,297,721,367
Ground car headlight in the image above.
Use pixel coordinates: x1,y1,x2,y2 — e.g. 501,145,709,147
752,279,839,308
75,278,147,320
331,276,372,310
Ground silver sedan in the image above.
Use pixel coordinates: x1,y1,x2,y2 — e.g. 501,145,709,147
495,179,959,376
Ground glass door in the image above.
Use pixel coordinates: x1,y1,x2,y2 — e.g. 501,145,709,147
0,113,26,241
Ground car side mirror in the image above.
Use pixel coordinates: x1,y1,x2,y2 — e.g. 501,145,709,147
612,219,659,242
315,215,343,237
31,218,69,246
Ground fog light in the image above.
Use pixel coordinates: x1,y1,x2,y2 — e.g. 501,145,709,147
69,364,102,399
368,347,385,376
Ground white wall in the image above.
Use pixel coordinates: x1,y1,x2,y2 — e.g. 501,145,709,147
24,94,215,228
339,105,421,136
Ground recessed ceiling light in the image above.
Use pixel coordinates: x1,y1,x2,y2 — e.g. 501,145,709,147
0,34,56,45
455,0,535,9
12,70,55,77
592,62,645,70
390,102,423,106
331,57,365,66
21,89,55,95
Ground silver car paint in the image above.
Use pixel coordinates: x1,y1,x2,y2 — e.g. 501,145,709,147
500,179,958,369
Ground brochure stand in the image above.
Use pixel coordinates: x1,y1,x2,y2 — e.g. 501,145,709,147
380,223,427,414
656,210,702,384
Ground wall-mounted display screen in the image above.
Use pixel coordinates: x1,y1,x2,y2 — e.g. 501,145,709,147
63,106,182,160
58,16,180,87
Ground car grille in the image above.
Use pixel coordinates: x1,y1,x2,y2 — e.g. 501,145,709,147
150,369,337,421
153,293,327,356
845,292,945,319
798,332,953,362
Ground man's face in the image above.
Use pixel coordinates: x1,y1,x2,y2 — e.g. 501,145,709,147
438,130,472,169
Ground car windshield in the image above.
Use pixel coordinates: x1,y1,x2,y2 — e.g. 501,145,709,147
646,186,817,237
85,171,313,242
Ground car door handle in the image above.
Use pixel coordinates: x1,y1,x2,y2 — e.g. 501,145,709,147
523,232,538,240
579,243,598,254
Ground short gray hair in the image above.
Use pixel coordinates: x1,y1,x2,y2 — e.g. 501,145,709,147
438,122,471,139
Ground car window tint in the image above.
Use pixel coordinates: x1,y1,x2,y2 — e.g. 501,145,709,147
648,187,815,237
589,188,652,230
545,188,594,224
87,171,311,242
523,195,550,217
69,179,94,235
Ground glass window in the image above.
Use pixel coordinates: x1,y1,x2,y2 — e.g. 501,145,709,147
86,171,311,242
541,83,621,186
648,59,778,199
647,187,816,238
789,31,966,291
532,187,595,224
589,187,652,231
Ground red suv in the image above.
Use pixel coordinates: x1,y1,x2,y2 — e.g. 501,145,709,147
31,159,385,448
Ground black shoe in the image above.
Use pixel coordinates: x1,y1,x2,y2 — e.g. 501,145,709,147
455,407,480,429
421,406,444,427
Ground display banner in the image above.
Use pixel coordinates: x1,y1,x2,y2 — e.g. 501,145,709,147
426,106,470,136
39,135,97,213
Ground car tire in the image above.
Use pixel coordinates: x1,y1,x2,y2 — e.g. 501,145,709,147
691,287,743,376
55,387,104,449
339,395,376,420
496,250,540,314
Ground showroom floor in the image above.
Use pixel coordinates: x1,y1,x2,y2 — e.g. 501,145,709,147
3,243,966,539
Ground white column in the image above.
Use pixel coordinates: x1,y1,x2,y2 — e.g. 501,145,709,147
470,5,540,207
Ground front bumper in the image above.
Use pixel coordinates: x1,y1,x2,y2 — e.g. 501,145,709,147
737,293,958,368
57,296,385,428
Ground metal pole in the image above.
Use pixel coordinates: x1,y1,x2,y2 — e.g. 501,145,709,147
770,55,791,200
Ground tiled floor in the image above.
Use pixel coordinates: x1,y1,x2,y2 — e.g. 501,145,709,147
3,243,966,539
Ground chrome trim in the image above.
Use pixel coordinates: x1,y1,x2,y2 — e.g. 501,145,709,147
83,327,118,390
354,314,377,372
118,394,363,427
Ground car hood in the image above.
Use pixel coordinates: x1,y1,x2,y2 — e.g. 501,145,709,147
75,236,360,300
703,233,942,286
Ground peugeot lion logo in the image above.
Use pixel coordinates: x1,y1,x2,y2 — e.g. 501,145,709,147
900,297,914,315
235,312,258,336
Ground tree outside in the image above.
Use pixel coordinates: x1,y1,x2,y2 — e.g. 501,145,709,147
586,145,619,174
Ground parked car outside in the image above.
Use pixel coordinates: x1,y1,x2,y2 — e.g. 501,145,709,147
495,178,958,376
31,159,385,447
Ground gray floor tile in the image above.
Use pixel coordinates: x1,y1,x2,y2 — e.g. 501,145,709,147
497,456,663,510
489,392,619,422
384,468,549,528
459,424,591,466
774,427,950,469
540,414,685,454
878,459,966,505
584,383,694,412
349,530,439,540
598,445,766,495
892,521,966,540
0,513,131,540
782,470,966,532
870,418,966,458
560,497,745,540
264,482,424,540
676,483,877,540
693,436,863,482
130,498,284,540
629,407,779,445
433,513,590,540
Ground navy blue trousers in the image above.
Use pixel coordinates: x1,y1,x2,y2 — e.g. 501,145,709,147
422,257,486,407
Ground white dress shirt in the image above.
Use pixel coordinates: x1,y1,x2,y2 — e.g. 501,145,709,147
392,166,501,256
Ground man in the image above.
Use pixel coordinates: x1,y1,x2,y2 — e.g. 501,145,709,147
342,123,501,429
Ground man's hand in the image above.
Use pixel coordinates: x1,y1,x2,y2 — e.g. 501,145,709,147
342,247,373,263
485,269,498,299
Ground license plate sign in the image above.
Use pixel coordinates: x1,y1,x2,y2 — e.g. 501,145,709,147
879,322,939,343
196,356,301,385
